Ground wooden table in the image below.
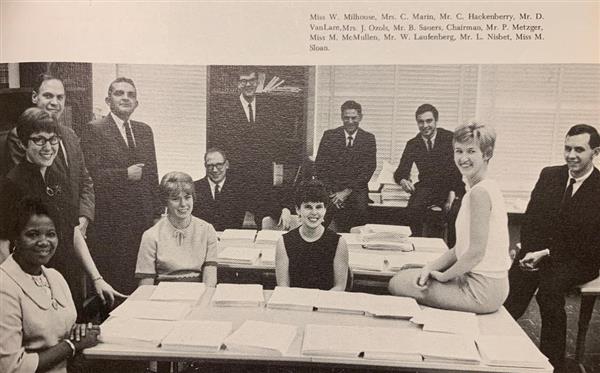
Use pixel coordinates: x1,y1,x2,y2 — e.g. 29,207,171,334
84,286,552,373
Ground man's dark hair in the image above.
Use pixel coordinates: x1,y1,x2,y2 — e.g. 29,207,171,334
566,124,600,148
16,107,58,144
415,103,439,121
108,77,137,96
204,147,228,163
294,179,330,208
341,100,362,116
32,74,63,94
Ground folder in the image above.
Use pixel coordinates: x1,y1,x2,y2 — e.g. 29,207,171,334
266,286,319,311
99,317,174,347
150,282,206,302
476,335,549,368
211,283,265,307
110,300,192,321
224,320,297,356
161,320,233,352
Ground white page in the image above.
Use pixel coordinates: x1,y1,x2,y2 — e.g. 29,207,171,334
314,291,369,315
418,332,480,364
110,300,192,321
255,230,285,243
221,229,257,240
224,320,297,356
211,283,265,306
364,294,421,319
386,252,441,270
99,317,175,347
302,324,364,357
411,308,479,336
409,237,448,252
266,286,320,311
476,335,549,368
349,251,385,271
218,247,261,264
260,247,276,264
361,327,423,361
161,320,233,352
150,282,206,302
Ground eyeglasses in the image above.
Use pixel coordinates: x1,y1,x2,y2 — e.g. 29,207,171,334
205,162,226,170
239,79,257,86
29,136,60,146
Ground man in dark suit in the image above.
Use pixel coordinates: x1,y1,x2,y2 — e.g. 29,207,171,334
394,104,464,241
192,148,247,231
81,77,160,294
2,74,95,259
504,124,600,372
315,100,377,232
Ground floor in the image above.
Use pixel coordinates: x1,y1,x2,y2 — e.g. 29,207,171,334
517,292,600,373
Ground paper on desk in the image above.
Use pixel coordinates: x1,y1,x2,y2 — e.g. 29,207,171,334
260,247,276,265
266,286,320,311
348,251,385,272
99,317,175,347
363,294,421,319
218,247,261,265
411,308,479,336
161,320,233,352
150,282,206,302
211,283,265,307
376,161,397,185
314,291,369,315
110,300,192,320
386,252,440,271
418,332,480,364
224,320,297,356
408,237,448,252
476,335,548,369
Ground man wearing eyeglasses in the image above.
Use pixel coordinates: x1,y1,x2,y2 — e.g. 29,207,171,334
192,148,247,231
4,74,95,244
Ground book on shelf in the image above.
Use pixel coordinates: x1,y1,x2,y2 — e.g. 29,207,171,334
475,335,549,369
109,300,192,321
266,286,319,311
411,307,480,336
161,320,233,352
211,283,265,307
149,281,206,302
224,320,297,356
99,317,174,347
218,247,262,265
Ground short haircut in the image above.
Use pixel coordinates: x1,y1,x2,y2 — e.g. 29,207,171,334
238,67,257,78
453,120,497,159
204,147,228,163
32,73,63,94
160,171,196,204
341,100,362,116
108,77,137,96
566,124,600,148
12,196,54,242
415,104,439,121
16,107,59,144
294,179,330,208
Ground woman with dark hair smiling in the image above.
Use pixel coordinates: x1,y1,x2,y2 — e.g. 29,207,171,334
0,197,99,373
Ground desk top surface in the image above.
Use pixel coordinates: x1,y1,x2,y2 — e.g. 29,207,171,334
85,286,552,373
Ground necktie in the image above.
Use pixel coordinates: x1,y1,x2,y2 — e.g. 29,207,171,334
347,136,353,148
427,138,433,152
561,178,576,207
214,184,220,200
124,121,136,161
248,103,254,123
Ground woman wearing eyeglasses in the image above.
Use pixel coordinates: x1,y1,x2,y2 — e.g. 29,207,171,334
0,108,125,319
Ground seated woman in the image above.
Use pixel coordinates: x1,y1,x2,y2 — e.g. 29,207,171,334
0,197,99,373
135,171,218,286
388,121,511,314
0,108,124,315
275,179,349,290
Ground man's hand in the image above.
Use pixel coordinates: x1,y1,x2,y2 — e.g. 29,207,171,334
329,189,352,208
399,179,415,194
278,208,292,230
127,163,145,181
519,249,549,271
443,191,456,214
76,217,89,238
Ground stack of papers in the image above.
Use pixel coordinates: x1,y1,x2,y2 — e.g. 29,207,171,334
211,283,265,307
411,308,480,336
150,282,206,303
161,320,233,352
363,295,421,319
224,320,297,356
339,233,364,251
254,230,285,251
267,287,319,311
99,317,174,347
361,231,413,251
314,290,369,315
110,300,192,321
349,251,385,272
220,229,257,248
419,332,481,364
386,252,440,271
409,237,448,252
352,224,412,237
260,247,276,265
218,247,262,265
302,324,422,362
476,335,549,369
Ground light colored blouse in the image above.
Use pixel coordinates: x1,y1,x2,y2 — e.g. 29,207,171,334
0,255,76,373
135,216,218,281
454,179,511,278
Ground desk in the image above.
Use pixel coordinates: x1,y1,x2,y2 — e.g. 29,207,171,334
85,286,552,373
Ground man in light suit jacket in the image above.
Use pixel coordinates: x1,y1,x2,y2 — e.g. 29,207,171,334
81,77,160,294
504,124,600,372
192,148,247,231
315,100,377,232
2,74,95,261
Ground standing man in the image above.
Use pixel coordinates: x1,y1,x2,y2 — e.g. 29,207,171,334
81,77,161,294
504,124,600,372
315,100,377,232
394,104,464,241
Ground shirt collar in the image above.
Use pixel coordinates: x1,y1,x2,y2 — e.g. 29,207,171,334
344,129,358,140
110,112,127,127
208,177,226,189
421,130,437,144
239,94,256,107
569,166,594,183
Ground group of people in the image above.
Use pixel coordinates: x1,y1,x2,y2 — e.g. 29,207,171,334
0,69,598,373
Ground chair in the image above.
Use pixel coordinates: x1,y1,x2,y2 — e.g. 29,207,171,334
575,275,600,373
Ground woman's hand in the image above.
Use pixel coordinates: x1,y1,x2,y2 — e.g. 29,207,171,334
429,270,450,283
94,279,128,307
416,266,432,289
69,323,100,351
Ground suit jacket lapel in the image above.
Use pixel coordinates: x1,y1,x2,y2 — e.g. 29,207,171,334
105,114,130,153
